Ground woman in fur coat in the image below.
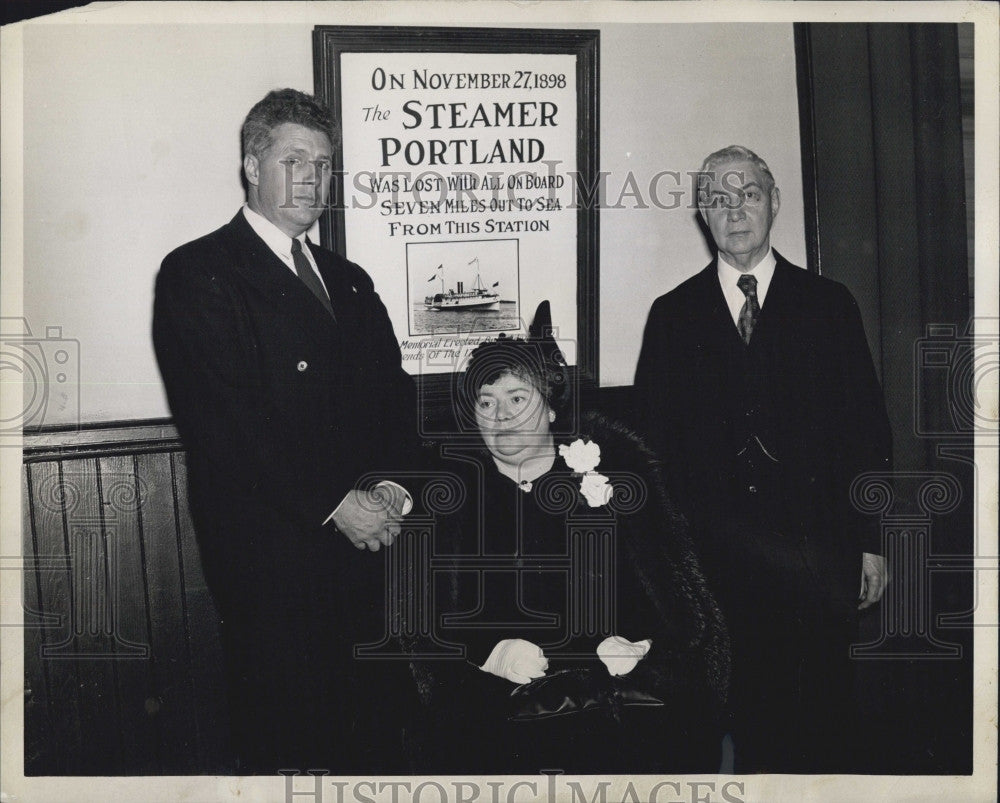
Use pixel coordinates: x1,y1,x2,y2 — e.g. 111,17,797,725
404,320,729,774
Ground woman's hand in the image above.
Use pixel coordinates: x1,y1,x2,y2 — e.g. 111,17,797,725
597,636,651,676
480,639,548,684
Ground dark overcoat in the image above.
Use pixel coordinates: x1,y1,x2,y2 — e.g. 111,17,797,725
154,211,418,772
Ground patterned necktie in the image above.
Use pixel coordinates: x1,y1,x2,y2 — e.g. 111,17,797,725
736,274,760,344
290,238,335,320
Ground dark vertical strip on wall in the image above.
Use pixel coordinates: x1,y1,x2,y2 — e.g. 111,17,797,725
794,23,884,382
99,454,159,773
794,22,971,470
23,465,53,774
26,460,83,773
907,25,974,777
908,24,971,443
130,452,164,771
54,458,93,772
910,24,969,322
866,24,924,473
796,21,973,775
137,450,199,772
167,452,199,753
956,25,974,306
94,460,126,768
68,457,125,773
793,24,822,275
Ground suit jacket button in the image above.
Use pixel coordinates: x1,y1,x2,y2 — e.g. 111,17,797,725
297,361,308,372
748,485,758,494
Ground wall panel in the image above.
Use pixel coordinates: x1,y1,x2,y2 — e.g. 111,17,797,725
22,424,231,775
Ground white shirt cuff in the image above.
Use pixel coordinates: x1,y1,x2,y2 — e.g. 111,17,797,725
322,481,413,526
379,481,414,515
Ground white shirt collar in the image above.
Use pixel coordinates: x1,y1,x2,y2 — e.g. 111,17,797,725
716,248,777,327
240,204,329,296
717,248,776,304
718,248,776,286
242,204,307,259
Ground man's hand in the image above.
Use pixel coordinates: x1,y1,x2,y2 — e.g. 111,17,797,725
858,552,888,610
331,485,407,552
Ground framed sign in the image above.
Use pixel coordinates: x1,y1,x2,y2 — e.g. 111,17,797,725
313,26,599,410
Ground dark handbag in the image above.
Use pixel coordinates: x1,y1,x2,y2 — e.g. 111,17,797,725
508,667,665,721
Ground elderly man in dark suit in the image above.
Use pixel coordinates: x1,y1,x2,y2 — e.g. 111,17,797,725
634,145,892,772
153,89,417,773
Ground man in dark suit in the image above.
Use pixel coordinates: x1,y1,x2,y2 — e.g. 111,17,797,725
634,145,892,772
153,89,418,773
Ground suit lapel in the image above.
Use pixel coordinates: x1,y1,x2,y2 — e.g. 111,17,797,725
761,250,797,314
749,252,798,349
222,212,338,328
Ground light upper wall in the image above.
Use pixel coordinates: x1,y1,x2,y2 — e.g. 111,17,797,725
21,24,316,426
19,22,803,423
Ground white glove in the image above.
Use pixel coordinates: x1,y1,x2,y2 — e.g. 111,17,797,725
597,636,651,676
480,638,548,684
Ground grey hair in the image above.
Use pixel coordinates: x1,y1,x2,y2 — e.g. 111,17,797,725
698,145,776,199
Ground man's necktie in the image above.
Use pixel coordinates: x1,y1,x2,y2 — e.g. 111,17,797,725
736,274,760,345
291,238,335,320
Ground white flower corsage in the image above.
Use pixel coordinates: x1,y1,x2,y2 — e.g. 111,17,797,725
558,439,613,507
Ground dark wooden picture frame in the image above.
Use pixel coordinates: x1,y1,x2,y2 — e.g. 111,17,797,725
312,26,600,421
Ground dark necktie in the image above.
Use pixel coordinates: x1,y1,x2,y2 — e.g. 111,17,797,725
290,238,335,320
736,274,760,344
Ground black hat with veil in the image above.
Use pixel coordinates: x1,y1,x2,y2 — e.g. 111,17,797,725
455,301,575,435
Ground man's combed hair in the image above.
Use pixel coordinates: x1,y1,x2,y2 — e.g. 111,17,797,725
241,88,339,158
698,145,776,205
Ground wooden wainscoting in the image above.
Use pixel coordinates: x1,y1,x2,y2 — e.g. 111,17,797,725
22,421,232,775
19,388,636,775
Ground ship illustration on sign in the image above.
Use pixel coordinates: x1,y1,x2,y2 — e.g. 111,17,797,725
424,258,501,311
